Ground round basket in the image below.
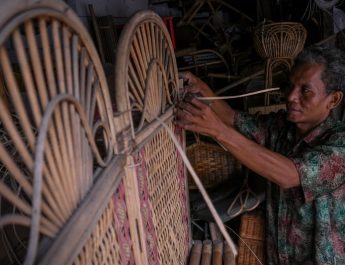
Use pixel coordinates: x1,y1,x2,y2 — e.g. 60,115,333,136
253,22,307,59
187,139,240,189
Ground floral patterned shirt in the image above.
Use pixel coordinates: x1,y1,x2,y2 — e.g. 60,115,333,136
234,110,345,265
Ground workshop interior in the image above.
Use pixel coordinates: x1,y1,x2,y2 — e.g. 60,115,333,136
1,0,345,264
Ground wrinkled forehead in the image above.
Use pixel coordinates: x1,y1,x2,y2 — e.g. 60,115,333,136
290,63,325,82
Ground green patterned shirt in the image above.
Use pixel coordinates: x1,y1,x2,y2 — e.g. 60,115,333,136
235,110,345,265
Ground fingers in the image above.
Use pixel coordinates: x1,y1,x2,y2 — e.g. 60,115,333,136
174,108,203,133
175,97,214,131
178,101,203,117
179,71,194,82
182,95,211,110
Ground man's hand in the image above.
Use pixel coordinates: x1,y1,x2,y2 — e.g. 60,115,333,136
175,94,227,139
179,71,215,97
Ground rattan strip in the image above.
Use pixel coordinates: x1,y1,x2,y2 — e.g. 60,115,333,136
72,198,121,265
137,121,189,265
115,10,179,141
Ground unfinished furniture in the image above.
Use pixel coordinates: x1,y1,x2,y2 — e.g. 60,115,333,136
0,1,239,264
177,0,254,75
177,49,232,83
0,1,203,264
253,22,307,105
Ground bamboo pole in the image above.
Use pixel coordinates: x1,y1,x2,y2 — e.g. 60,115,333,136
212,240,223,265
224,241,237,265
189,240,202,265
209,222,222,241
201,240,212,265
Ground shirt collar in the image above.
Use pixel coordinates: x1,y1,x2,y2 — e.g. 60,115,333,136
301,115,337,145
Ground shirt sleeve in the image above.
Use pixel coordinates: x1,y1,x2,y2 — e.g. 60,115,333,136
234,110,285,146
291,134,345,203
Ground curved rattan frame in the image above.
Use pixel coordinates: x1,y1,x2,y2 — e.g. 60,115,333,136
0,3,191,265
0,1,116,264
115,10,179,143
115,10,191,265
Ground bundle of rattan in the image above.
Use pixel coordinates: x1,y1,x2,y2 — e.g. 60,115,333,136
253,22,307,59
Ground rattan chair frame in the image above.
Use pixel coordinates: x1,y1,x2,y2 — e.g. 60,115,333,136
253,22,307,104
0,2,191,265
114,10,191,265
0,1,123,264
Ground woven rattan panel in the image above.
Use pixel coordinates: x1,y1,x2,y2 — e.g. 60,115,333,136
134,122,189,265
72,181,135,265
72,199,121,265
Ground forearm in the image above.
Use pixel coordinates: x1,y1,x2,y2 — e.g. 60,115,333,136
216,126,300,188
210,100,235,127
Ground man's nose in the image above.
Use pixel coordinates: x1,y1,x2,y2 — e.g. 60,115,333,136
286,86,298,102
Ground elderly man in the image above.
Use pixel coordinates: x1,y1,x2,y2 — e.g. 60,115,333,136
176,45,345,264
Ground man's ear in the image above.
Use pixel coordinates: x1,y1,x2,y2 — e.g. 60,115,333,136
329,91,343,109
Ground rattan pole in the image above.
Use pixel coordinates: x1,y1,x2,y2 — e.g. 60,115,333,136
224,241,237,265
27,20,71,220
52,20,77,209
159,119,238,257
212,240,223,265
2,42,70,221
209,222,222,241
65,28,83,203
201,240,212,265
40,20,73,211
189,240,202,265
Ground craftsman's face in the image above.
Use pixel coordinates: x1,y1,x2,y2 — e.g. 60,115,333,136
286,63,334,134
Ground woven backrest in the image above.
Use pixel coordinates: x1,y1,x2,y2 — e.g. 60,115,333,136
133,124,190,265
253,22,307,59
0,1,123,264
114,9,191,265
0,1,189,265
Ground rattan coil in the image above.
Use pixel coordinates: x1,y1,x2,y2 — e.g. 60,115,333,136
187,137,238,189
253,22,307,59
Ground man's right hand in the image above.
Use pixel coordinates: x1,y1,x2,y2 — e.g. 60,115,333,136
179,71,215,97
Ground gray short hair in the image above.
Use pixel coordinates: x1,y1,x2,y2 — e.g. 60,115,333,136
293,44,345,94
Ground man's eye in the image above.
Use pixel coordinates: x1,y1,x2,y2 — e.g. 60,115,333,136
302,86,310,93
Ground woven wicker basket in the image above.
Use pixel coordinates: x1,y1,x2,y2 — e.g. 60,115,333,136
253,22,307,59
187,136,239,189
237,210,266,265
